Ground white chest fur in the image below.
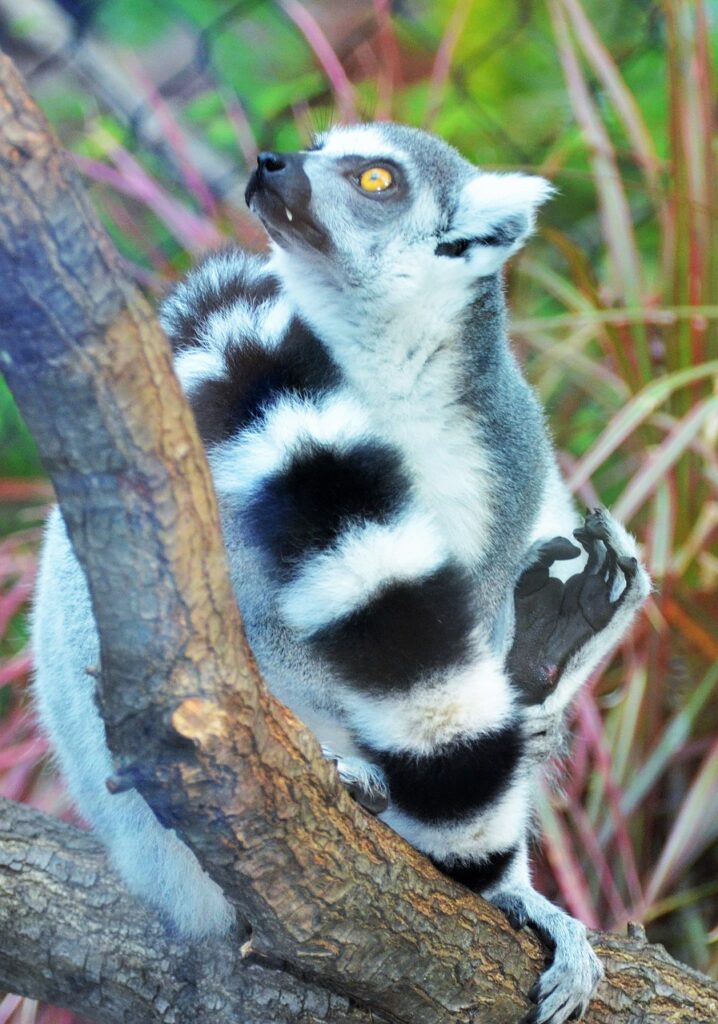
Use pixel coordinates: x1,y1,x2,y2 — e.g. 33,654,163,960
331,320,494,568
272,250,496,568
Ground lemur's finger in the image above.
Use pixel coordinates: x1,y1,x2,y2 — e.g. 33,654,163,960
517,538,580,596
538,537,582,564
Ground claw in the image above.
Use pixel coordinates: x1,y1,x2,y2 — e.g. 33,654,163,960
506,905,529,930
572,524,605,574
584,507,611,541
346,782,389,815
618,554,638,576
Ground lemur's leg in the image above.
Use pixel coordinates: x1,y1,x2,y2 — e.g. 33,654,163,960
484,842,603,1024
321,746,389,813
508,508,650,759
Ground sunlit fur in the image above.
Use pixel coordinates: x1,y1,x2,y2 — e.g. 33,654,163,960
33,123,650,1023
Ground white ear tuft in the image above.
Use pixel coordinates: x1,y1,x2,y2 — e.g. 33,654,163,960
446,172,555,275
458,172,554,229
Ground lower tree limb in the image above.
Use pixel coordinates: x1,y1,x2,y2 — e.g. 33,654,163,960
0,797,381,1024
3,796,718,1024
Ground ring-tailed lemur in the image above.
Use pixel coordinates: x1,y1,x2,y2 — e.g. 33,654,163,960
33,123,650,1024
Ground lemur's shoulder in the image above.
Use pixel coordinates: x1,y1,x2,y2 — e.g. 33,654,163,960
161,248,342,448
160,247,280,353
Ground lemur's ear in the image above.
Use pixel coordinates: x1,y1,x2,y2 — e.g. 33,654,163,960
437,173,555,275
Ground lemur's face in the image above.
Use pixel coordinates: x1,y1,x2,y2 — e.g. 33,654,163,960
245,123,552,302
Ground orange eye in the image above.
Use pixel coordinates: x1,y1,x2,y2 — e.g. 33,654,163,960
359,167,393,192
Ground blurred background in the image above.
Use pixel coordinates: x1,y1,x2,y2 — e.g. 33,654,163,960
0,0,716,1020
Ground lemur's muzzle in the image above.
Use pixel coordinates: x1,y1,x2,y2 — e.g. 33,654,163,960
245,151,329,252
245,152,310,209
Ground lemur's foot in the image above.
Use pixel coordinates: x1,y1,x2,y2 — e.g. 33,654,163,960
322,746,389,814
489,886,603,1024
507,508,648,708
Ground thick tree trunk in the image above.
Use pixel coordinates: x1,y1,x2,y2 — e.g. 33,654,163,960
1,49,717,1024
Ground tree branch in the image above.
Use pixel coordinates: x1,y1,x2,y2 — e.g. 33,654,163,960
0,796,376,1024
1,50,717,1024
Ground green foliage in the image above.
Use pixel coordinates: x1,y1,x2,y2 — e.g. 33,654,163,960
0,377,41,478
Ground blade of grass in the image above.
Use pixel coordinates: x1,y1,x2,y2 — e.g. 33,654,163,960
671,501,718,576
644,879,718,925
218,90,259,170
520,326,628,406
569,795,630,926
561,0,666,200
0,996,23,1024
579,694,644,907
567,360,718,492
0,653,32,686
549,0,649,384
425,0,475,127
512,305,718,332
646,480,675,579
644,735,718,906
536,787,600,927
74,154,222,253
277,0,358,122
613,395,718,521
123,57,219,217
608,654,648,787
373,0,402,120
600,661,718,846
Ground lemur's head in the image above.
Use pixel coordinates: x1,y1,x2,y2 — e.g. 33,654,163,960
245,123,552,320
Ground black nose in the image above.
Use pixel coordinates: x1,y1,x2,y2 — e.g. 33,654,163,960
257,152,286,174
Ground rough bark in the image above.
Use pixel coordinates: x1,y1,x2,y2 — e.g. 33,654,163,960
1,48,717,1024
0,797,375,1024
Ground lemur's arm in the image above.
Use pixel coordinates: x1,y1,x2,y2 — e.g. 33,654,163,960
507,515,651,767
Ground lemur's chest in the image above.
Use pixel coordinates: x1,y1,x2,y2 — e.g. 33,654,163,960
337,340,495,568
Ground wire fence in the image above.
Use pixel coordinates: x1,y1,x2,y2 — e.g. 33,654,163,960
0,0,665,206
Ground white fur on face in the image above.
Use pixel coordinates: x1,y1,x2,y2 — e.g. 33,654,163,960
279,511,448,635
315,125,404,161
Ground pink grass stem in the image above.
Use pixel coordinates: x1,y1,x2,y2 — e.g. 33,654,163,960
569,796,631,926
426,0,475,127
73,153,222,253
124,57,218,216
0,995,23,1024
0,652,32,686
277,0,357,122
0,479,52,502
577,694,644,908
372,0,401,120
0,578,33,635
0,736,47,772
539,792,600,928
220,91,259,170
